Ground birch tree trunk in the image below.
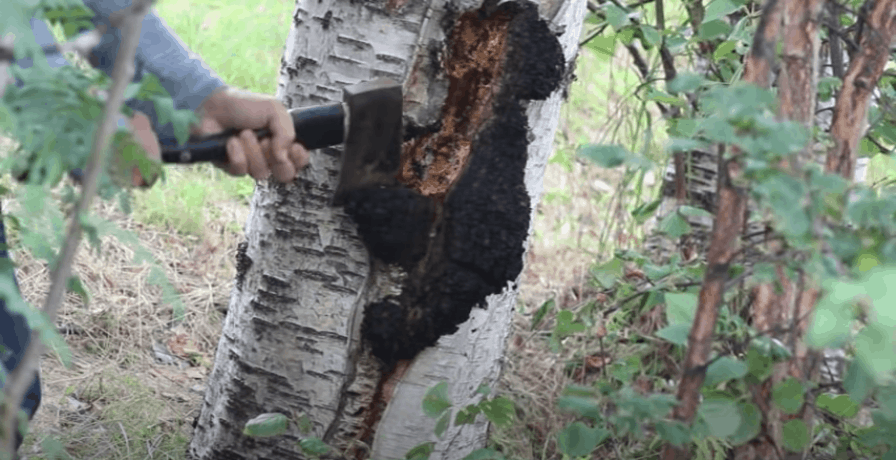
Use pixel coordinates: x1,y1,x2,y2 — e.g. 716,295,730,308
188,0,587,458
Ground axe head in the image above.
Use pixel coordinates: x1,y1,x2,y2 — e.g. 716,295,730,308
332,78,404,206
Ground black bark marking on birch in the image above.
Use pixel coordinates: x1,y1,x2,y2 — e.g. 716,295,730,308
235,241,251,291
344,0,565,366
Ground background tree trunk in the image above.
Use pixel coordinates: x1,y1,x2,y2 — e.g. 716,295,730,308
188,0,587,458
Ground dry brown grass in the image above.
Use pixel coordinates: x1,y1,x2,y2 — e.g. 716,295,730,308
5,45,654,460
5,163,248,459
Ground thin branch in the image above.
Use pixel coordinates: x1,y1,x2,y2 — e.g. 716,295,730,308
827,4,845,79
40,29,104,60
0,34,14,99
0,0,156,455
579,24,609,47
824,18,861,53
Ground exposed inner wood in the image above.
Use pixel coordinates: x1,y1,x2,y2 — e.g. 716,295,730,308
397,10,513,200
350,359,411,460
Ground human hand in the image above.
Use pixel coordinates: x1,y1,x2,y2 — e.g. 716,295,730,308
127,111,161,187
192,87,310,183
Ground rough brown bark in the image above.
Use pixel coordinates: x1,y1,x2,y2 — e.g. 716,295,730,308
825,0,896,178
738,1,824,457
661,2,785,459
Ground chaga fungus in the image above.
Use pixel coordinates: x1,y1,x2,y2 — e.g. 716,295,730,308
349,0,565,366
342,187,434,269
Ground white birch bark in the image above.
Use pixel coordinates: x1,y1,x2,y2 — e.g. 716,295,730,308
188,0,587,458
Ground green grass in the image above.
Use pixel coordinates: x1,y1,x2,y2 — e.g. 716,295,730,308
155,0,295,95
134,164,255,237
123,0,292,237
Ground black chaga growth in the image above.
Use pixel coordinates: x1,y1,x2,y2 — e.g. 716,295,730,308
353,1,565,366
342,187,434,269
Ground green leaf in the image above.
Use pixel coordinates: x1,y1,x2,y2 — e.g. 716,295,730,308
462,448,506,460
591,257,624,289
728,402,761,446
557,394,603,422
640,25,661,47
655,323,690,346
405,442,435,460
631,199,662,224
655,420,690,446
554,309,586,338
242,413,289,438
703,0,741,23
475,383,491,396
816,393,860,418
479,396,515,428
782,419,809,452
66,274,90,306
435,411,451,437
698,19,732,40
531,298,555,330
667,73,705,94
150,95,197,145
646,87,686,106
713,40,738,60
557,422,609,456
422,381,452,418
704,357,748,387
605,4,629,29
455,404,481,425
665,292,698,325
298,438,331,457
40,436,74,460
295,413,313,434
698,398,741,438
579,144,629,168
658,211,691,239
807,285,855,348
586,35,617,58
844,358,873,403
772,377,805,415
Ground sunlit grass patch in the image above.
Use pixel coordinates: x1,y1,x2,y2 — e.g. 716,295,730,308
155,0,294,95
133,164,255,237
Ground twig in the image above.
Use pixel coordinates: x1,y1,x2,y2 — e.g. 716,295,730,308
579,24,609,47
0,29,103,64
827,3,845,79
118,421,131,457
0,1,156,456
40,29,104,60
0,34,15,99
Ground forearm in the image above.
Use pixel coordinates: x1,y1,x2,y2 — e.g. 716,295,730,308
82,1,227,118
24,1,227,141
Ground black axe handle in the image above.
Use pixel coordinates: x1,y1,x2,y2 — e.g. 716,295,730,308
159,102,346,163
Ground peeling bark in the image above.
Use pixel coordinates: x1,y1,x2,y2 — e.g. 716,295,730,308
188,0,587,458
661,2,785,459
825,0,896,179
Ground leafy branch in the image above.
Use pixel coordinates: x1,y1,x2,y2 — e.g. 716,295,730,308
0,0,156,455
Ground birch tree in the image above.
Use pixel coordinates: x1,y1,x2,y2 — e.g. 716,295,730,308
188,0,587,457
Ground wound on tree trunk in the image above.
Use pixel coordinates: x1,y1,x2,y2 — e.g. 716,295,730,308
344,0,565,366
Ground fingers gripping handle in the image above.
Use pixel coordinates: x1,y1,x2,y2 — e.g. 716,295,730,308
159,102,346,163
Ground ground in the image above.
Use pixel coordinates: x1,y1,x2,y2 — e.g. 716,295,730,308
6,111,626,459
4,7,651,455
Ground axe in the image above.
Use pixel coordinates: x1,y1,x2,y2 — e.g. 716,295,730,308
73,78,404,206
